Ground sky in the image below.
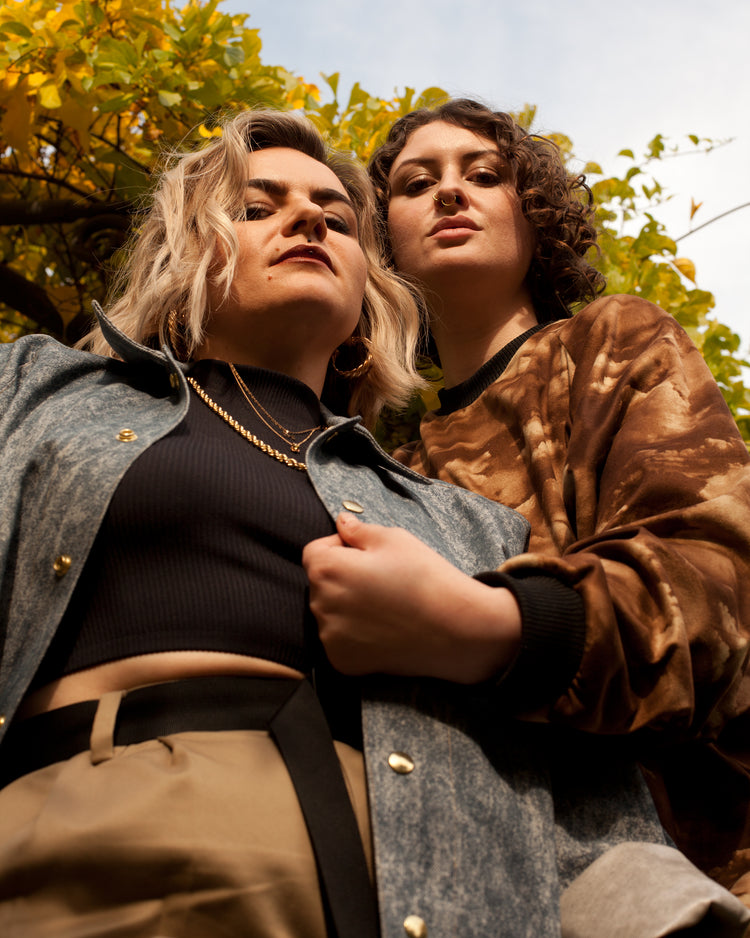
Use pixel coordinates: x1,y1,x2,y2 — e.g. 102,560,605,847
223,0,749,358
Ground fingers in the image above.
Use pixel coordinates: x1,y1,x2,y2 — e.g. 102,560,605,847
302,531,344,555
304,515,523,682
335,510,360,542
302,516,377,567
335,511,383,548
302,523,370,604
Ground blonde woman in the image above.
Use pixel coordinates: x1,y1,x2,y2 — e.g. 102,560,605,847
0,109,532,938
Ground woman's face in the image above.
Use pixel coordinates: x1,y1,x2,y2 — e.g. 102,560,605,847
204,147,367,373
386,121,535,295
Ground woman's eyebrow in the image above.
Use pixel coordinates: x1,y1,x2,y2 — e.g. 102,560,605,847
392,149,502,173
246,178,286,196
245,178,355,211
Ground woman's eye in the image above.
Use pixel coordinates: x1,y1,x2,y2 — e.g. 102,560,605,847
469,168,502,186
403,176,435,196
243,204,271,221
325,215,353,236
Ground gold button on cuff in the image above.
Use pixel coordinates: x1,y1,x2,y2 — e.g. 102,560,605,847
341,500,364,514
403,914,428,938
0,715,5,727
116,428,137,442
388,751,415,775
53,555,72,578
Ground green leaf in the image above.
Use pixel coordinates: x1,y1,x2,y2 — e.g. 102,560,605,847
646,134,665,159
162,22,182,42
0,21,34,39
322,71,339,97
347,83,369,108
223,45,244,67
415,87,450,109
157,89,183,108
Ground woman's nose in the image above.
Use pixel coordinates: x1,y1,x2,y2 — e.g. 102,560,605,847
286,200,327,240
432,190,463,209
433,170,467,209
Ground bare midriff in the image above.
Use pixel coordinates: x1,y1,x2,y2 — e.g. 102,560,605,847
18,651,305,719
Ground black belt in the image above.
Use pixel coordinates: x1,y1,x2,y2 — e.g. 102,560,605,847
0,676,379,938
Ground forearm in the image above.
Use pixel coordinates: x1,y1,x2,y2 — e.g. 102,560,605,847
465,299,750,735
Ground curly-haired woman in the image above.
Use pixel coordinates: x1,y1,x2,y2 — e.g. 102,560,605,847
305,99,750,926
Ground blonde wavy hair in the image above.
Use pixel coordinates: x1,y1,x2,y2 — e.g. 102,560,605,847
80,109,425,427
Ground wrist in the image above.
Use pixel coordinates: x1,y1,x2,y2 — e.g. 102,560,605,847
438,581,522,684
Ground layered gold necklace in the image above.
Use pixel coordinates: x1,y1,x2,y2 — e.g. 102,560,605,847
229,363,323,453
186,373,321,472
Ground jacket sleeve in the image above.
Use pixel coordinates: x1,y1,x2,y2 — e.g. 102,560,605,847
495,298,750,739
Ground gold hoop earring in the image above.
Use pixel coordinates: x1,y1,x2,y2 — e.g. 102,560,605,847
331,335,373,380
167,308,189,361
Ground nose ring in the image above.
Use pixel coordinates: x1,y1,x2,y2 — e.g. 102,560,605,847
433,193,457,207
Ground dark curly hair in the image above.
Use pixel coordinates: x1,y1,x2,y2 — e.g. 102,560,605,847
368,98,605,321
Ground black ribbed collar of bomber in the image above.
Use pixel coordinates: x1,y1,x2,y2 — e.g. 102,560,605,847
436,323,547,415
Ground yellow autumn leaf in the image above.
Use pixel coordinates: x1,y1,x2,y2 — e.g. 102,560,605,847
1,71,21,93
65,61,93,95
1,87,33,150
49,1,82,29
198,124,223,138
419,387,442,412
38,82,62,109
690,198,703,220
27,72,48,89
47,285,81,327
673,257,697,283
56,98,92,149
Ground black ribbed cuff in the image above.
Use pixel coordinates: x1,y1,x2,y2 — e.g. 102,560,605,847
474,570,586,712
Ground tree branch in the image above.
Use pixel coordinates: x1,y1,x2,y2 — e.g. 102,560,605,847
0,168,99,201
88,128,154,177
675,202,750,243
0,264,63,336
0,199,132,227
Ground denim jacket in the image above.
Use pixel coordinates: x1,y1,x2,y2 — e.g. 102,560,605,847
1,309,746,938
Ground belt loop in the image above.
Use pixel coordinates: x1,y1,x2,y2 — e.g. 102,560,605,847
90,689,126,765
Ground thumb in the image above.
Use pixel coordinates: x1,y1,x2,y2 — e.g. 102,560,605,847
335,511,372,548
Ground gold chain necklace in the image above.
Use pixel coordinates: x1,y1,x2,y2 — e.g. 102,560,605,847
229,363,323,453
187,376,309,471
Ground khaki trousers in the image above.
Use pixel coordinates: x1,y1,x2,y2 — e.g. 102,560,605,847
0,690,372,938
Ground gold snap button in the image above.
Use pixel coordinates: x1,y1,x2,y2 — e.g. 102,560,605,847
0,715,5,727
116,428,137,442
341,500,364,514
53,555,72,578
388,751,415,775
403,914,427,937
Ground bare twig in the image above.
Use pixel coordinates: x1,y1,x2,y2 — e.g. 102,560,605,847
675,202,750,242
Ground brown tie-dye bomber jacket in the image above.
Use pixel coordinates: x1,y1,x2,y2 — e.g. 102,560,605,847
396,294,750,904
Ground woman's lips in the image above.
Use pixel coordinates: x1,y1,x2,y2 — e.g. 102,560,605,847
275,244,333,271
429,215,480,238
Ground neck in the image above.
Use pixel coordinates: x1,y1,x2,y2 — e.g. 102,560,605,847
428,281,538,388
193,338,329,399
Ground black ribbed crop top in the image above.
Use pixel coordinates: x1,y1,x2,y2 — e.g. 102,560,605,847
33,360,338,687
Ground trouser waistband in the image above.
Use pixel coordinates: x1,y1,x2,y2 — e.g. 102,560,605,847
0,675,379,938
